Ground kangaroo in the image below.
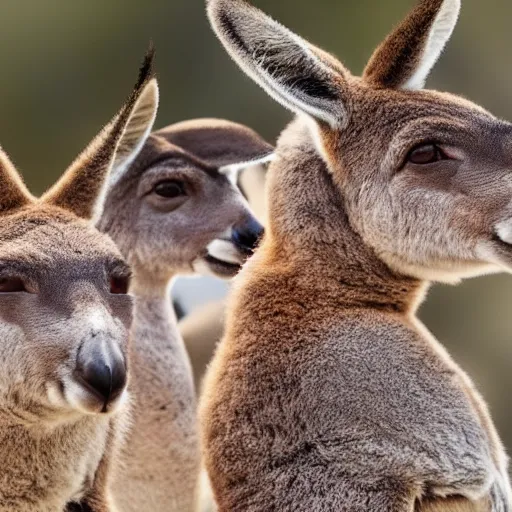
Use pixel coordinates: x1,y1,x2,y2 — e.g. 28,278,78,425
0,52,159,512
179,160,269,390
200,0,512,510
98,118,273,512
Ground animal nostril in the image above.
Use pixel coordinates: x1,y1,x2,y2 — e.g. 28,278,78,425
232,219,264,254
79,361,113,402
75,343,127,407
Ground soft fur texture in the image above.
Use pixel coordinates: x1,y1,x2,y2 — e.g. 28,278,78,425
98,119,272,512
0,52,159,512
201,0,512,510
0,150,33,213
179,163,268,391
363,0,460,89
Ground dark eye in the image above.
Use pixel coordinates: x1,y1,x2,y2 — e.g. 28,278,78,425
154,180,186,198
110,275,130,295
0,277,28,293
407,143,445,165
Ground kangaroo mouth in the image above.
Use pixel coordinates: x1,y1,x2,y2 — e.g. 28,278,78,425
48,376,127,416
203,253,242,278
193,238,251,279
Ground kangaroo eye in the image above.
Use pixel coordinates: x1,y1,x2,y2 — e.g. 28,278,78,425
0,277,28,293
110,275,130,295
407,143,445,165
154,180,186,198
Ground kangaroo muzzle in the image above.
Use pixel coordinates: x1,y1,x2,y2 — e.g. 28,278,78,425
195,214,265,279
74,335,127,412
231,216,264,255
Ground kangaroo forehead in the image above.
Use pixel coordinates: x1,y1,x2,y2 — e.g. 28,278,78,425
0,209,122,263
350,86,493,121
341,87,511,149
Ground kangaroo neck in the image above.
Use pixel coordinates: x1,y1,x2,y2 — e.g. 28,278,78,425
129,276,196,404
264,118,425,314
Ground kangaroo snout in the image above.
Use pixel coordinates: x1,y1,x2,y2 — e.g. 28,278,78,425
195,214,264,278
74,335,127,413
232,216,264,254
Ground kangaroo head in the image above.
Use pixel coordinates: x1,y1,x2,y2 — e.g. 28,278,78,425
98,118,273,284
0,52,159,421
208,0,512,284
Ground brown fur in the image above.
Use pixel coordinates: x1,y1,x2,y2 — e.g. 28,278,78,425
98,119,272,511
0,52,159,512
364,0,450,88
201,0,512,510
0,151,33,213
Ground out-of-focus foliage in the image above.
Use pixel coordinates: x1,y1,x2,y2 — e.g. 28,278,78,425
1,0,512,448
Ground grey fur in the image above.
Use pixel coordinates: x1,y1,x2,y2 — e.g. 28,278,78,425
0,64,158,511
98,118,273,511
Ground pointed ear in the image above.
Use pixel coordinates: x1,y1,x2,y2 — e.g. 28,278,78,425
0,149,33,214
108,78,159,188
207,0,350,128
218,153,274,177
363,0,460,90
42,49,159,221
156,118,274,170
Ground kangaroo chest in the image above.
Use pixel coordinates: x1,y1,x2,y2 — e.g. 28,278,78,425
208,310,494,482
0,421,109,512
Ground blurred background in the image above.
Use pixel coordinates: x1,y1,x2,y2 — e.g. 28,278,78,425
1,0,512,450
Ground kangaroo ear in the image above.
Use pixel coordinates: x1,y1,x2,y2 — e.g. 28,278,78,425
108,77,159,188
156,118,274,172
0,150,33,215
207,0,350,128
42,48,159,221
363,0,460,90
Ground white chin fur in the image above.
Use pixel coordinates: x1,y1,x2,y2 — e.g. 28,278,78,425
207,239,245,265
62,378,128,415
495,220,512,246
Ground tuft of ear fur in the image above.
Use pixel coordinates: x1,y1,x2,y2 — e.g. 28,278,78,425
42,47,159,221
0,149,33,214
363,0,460,90
207,0,350,128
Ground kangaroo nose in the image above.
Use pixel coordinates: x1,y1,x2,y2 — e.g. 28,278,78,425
75,338,126,408
232,217,264,254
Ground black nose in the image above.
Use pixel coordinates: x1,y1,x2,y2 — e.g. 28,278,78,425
232,217,264,254
75,339,126,408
